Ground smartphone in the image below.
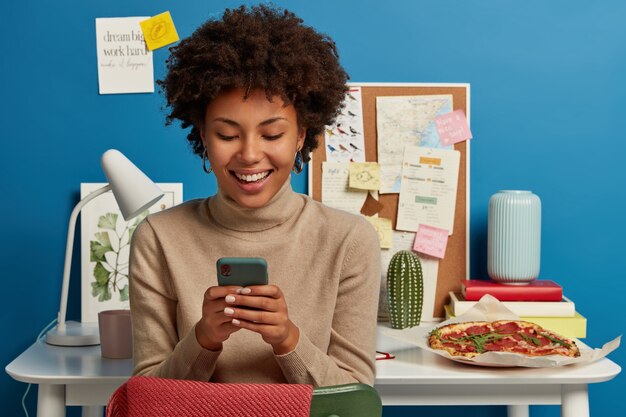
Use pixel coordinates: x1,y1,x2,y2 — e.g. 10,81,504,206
216,257,268,287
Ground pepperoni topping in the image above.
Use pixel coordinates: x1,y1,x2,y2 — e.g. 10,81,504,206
485,343,504,351
493,321,521,334
465,325,491,335
494,338,518,348
537,336,551,347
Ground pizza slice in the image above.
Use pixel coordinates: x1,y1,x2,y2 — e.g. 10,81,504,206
428,320,580,359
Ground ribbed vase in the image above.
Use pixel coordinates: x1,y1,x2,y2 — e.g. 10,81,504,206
488,190,541,284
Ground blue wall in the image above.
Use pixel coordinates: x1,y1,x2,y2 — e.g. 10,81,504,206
2,1,624,416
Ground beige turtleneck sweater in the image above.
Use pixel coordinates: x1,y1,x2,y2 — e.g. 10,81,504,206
129,180,380,386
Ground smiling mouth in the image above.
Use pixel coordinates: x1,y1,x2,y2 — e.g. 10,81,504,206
231,170,273,184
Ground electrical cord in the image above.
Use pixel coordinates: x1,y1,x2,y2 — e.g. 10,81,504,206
21,319,57,417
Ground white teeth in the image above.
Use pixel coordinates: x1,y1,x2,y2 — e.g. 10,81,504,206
235,171,270,183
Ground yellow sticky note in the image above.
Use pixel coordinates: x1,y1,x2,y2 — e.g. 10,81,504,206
140,11,179,51
349,162,381,190
365,217,392,249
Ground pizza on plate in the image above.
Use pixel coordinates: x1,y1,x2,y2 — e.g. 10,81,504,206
428,320,580,359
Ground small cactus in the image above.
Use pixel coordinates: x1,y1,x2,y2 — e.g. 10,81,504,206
387,250,424,329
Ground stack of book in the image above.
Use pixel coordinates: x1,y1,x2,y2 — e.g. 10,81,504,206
444,279,586,338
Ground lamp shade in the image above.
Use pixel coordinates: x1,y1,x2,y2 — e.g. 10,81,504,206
101,149,164,220
46,149,164,346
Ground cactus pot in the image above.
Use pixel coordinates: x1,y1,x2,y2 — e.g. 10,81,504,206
387,250,424,329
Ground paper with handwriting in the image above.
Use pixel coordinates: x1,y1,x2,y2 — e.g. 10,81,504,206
96,17,154,94
413,224,449,259
435,109,472,147
322,162,368,215
396,146,460,234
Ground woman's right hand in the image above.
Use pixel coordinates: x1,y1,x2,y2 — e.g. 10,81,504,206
195,285,241,351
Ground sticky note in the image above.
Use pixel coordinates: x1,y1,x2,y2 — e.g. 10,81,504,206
349,162,381,190
140,11,179,51
435,110,472,147
365,217,392,249
413,224,449,258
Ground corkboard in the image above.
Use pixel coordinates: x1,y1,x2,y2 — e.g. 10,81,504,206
309,83,470,318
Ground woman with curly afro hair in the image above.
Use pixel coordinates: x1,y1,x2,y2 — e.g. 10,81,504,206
129,5,380,386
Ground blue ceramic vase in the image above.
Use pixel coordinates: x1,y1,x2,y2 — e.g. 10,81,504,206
488,190,541,284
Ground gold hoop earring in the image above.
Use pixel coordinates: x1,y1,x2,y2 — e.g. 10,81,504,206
293,149,304,174
202,149,213,174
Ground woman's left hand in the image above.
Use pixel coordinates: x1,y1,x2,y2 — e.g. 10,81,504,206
223,285,300,355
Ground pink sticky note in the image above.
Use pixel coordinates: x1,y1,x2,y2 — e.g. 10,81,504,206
435,110,472,146
413,224,449,259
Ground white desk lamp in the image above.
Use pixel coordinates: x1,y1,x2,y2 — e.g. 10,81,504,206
45,149,164,346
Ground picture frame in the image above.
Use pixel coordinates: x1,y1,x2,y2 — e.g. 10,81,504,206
80,183,183,323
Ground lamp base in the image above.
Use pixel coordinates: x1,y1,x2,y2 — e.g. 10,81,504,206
45,321,100,346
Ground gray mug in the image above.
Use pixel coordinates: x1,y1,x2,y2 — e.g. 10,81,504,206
98,309,132,359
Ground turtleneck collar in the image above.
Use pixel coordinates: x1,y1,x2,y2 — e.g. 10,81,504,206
208,178,304,233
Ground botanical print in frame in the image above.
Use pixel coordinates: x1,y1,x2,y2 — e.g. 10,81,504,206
80,183,183,323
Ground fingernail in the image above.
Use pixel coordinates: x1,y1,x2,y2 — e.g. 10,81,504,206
225,295,236,303
232,319,241,326
240,288,252,294
224,307,235,316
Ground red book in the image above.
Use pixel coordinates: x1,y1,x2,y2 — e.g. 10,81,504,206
461,280,563,302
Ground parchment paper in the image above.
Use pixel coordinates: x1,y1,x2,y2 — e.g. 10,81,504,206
382,294,621,367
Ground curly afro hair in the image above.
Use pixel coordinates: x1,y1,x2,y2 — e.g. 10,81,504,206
158,4,349,163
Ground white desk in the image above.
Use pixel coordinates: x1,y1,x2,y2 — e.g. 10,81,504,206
375,329,621,417
6,326,621,417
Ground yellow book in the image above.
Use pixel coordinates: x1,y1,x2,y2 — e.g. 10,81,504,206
443,304,587,339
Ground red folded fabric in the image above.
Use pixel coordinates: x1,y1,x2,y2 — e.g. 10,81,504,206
107,376,314,417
